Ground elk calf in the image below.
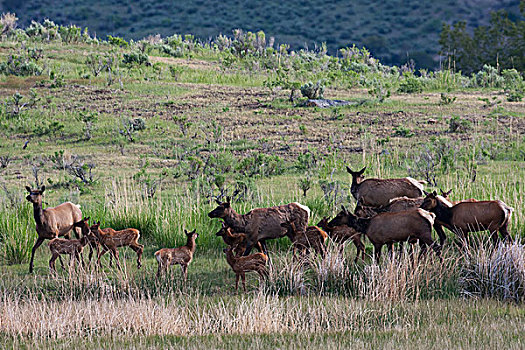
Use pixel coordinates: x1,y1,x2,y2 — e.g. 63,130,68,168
215,223,263,256
329,206,440,263
223,246,268,292
280,222,327,258
155,229,198,279
48,233,93,272
317,217,365,262
90,222,144,269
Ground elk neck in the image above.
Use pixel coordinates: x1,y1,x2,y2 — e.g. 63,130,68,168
32,201,45,229
223,209,246,233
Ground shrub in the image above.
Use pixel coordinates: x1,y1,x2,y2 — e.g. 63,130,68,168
0,54,42,76
474,65,504,88
448,116,471,133
300,80,325,99
107,35,129,48
123,51,150,66
398,75,424,93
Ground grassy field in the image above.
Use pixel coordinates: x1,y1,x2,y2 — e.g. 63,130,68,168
0,24,524,348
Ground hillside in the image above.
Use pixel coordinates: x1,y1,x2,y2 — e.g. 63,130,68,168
2,0,522,68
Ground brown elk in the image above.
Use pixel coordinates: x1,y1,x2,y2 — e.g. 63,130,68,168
420,191,513,245
439,189,477,205
48,228,96,272
280,222,327,258
155,229,198,279
25,186,82,273
223,246,268,292
317,216,365,262
215,223,262,256
347,166,425,207
208,198,310,256
90,222,144,269
329,206,440,263
72,217,102,263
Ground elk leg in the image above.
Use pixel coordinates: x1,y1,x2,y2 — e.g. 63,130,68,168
111,248,121,270
29,237,45,273
434,224,447,248
243,240,255,256
58,255,66,270
387,243,394,259
235,273,240,293
241,272,246,292
156,261,163,278
49,253,58,272
499,223,511,242
97,247,108,267
374,244,382,263
181,264,188,280
130,244,143,269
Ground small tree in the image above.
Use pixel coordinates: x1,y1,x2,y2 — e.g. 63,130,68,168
76,111,98,140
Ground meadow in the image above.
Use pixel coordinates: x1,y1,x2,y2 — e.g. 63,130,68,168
0,20,524,348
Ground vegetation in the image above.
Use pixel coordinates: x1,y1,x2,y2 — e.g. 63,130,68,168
0,15,524,349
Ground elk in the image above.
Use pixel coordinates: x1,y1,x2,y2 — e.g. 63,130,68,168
90,222,144,269
25,186,82,273
280,222,327,258
223,246,268,292
354,196,425,218
329,206,440,263
347,166,425,207
155,229,198,279
317,216,366,262
72,217,102,263
215,223,262,256
208,198,310,256
420,191,513,245
48,229,95,272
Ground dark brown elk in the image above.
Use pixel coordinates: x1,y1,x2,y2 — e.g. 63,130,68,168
354,196,425,218
90,222,144,269
420,191,513,245
317,216,365,262
329,206,440,263
155,229,198,279
208,198,310,256
280,222,327,258
72,217,102,263
25,186,82,273
347,166,425,207
48,229,96,272
223,246,268,292
215,223,262,256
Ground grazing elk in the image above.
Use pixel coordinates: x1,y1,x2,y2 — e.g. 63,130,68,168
280,222,328,258
347,166,425,207
48,229,95,272
317,216,366,262
420,191,513,245
155,229,198,279
329,206,440,263
223,246,268,292
90,222,144,269
208,198,310,256
215,223,262,256
25,186,82,273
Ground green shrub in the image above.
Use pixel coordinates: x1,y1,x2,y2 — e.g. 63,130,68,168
301,80,325,99
123,51,150,66
398,75,424,93
0,54,42,76
448,116,471,133
107,35,129,48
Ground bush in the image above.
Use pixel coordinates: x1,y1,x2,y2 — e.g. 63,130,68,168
448,116,471,133
123,51,150,66
474,65,504,88
0,54,42,76
398,75,424,93
301,80,325,99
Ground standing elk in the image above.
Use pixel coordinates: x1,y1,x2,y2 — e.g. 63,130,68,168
347,166,426,207
25,186,82,273
48,226,96,272
215,223,262,256
155,229,198,279
420,191,513,245
317,216,365,262
90,222,144,269
208,198,310,256
329,206,440,263
223,246,268,292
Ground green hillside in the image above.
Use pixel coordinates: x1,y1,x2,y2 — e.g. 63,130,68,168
2,0,522,68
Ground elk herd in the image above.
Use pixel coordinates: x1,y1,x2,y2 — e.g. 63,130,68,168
24,165,515,292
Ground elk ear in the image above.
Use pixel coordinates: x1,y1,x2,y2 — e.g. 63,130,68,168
432,191,437,196
223,202,230,208
423,190,429,196
226,196,231,203
25,186,32,193
445,189,453,196
85,216,90,222
184,229,188,235
358,166,366,175
191,229,196,234
40,185,46,193
341,205,348,214
215,198,221,205
346,166,354,174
